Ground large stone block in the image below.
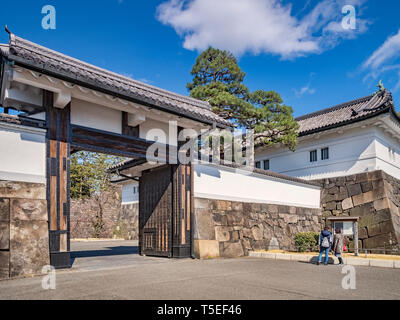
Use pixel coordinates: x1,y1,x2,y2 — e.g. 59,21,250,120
220,241,244,258
373,209,392,224
251,225,264,240
374,198,389,211
213,212,228,226
194,210,215,240
327,186,339,195
335,191,349,202
352,189,385,207
251,239,270,251
0,251,9,279
361,181,373,193
215,226,231,242
194,240,219,259
10,199,47,221
379,221,394,234
342,197,354,210
0,198,10,222
350,203,374,218
325,202,337,211
10,220,50,277
0,222,9,250
347,184,362,197
367,224,382,237
194,198,210,209
0,181,46,200
363,233,393,250
367,170,383,181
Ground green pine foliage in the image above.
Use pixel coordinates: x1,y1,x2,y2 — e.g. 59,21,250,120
187,47,299,151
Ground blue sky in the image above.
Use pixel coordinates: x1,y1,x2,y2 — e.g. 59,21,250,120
1,0,400,117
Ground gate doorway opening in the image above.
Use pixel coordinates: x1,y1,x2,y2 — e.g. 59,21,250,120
68,149,141,268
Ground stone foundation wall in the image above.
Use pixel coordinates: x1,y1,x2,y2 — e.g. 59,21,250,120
383,173,400,245
70,189,138,240
194,197,322,258
116,202,139,240
315,171,400,252
0,180,49,279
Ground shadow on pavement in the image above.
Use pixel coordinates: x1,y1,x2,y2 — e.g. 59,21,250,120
70,246,139,266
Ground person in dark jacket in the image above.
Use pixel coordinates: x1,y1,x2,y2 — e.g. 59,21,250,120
317,227,331,265
331,228,345,265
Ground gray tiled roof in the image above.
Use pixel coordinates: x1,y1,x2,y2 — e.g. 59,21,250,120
296,89,395,136
2,33,231,127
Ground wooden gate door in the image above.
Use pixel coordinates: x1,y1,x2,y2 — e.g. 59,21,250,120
139,165,173,257
139,164,193,258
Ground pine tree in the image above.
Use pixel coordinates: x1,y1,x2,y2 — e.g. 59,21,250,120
187,47,299,151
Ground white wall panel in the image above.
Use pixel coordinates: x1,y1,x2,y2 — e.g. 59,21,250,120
0,123,46,183
71,98,122,134
193,162,321,208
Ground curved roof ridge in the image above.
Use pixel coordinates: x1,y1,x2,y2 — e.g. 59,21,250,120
295,93,375,121
9,34,212,111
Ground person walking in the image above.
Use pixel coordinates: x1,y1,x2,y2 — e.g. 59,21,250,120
331,228,345,265
317,226,331,265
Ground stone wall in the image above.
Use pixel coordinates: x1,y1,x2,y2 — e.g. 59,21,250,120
0,180,49,279
383,173,400,246
116,202,139,240
70,189,138,240
194,197,322,258
315,171,400,252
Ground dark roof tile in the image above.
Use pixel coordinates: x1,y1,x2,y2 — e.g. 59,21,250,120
296,90,394,135
2,33,231,127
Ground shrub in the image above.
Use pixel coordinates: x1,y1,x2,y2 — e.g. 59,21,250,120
294,232,319,252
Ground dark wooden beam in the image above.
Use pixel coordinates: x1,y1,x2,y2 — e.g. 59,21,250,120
70,125,177,163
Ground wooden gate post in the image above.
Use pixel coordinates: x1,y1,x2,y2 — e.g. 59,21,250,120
171,163,193,258
44,90,71,268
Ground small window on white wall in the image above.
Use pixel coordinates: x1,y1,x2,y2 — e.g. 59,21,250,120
310,150,317,162
255,161,261,169
263,159,270,170
321,147,329,160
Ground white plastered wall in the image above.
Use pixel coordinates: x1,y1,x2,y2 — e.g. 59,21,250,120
255,126,379,180
71,98,122,134
121,180,139,204
193,162,321,208
0,123,46,183
374,127,400,179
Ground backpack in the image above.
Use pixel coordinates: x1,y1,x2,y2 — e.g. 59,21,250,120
321,236,329,248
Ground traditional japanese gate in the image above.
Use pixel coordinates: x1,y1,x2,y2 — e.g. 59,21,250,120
139,164,193,258
0,32,229,271
42,89,194,267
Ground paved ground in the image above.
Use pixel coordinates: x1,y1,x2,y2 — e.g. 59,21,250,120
1,240,400,300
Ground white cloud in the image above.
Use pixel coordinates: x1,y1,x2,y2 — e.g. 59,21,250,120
363,29,400,70
295,84,316,98
156,0,369,59
363,30,400,92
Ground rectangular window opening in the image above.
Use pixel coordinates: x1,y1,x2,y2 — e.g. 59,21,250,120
310,150,317,162
321,147,329,160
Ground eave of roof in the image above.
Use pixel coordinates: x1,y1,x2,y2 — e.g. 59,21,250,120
296,89,396,137
1,31,232,128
